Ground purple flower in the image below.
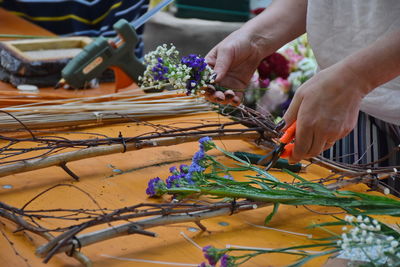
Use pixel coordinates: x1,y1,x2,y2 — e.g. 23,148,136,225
146,177,166,197
188,163,205,175
179,164,189,173
202,246,220,266
223,175,234,180
181,54,207,72
181,54,208,92
199,136,214,151
193,150,205,164
220,254,232,267
169,166,178,174
166,174,183,188
151,58,169,81
185,162,205,183
198,263,208,267
199,136,212,145
186,80,198,93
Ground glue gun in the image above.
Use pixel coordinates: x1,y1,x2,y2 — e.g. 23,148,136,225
57,19,145,91
57,0,175,91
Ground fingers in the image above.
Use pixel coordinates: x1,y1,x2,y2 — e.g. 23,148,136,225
222,89,241,106
323,140,335,151
288,119,312,164
204,87,241,106
282,91,303,130
306,132,327,158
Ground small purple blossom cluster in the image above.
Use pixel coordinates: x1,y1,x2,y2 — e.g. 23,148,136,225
151,58,169,81
145,177,166,197
145,137,215,197
181,54,207,93
200,246,234,267
166,164,190,187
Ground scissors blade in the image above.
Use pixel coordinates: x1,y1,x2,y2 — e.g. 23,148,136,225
257,143,285,170
257,149,275,166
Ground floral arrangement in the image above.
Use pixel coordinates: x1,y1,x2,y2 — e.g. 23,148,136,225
246,35,317,119
199,215,400,267
139,38,315,112
139,44,215,95
145,137,400,266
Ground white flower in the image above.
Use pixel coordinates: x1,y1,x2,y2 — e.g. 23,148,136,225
359,223,367,230
365,236,373,244
387,236,395,242
345,215,354,223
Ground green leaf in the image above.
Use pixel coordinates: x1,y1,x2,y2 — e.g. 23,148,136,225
283,169,335,196
265,203,280,225
286,249,340,267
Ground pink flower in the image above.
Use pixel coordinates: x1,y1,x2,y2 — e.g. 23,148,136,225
274,77,291,93
256,78,290,115
259,78,270,88
283,48,304,71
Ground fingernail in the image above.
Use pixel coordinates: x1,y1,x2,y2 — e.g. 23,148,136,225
213,91,225,102
204,85,216,96
275,120,286,131
230,96,241,106
224,89,235,99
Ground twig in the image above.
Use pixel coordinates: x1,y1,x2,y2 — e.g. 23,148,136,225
36,201,267,258
59,163,80,181
0,132,259,178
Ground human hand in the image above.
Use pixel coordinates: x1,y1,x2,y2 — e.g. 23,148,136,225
283,62,368,163
202,85,241,106
205,29,268,90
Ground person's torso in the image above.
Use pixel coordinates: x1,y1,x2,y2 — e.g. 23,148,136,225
307,0,400,125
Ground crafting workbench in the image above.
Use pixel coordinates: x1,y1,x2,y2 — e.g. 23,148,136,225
0,9,397,267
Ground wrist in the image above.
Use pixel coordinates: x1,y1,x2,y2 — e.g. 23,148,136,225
237,23,276,59
333,60,374,98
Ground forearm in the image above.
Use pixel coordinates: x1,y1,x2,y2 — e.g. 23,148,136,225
241,0,307,57
340,29,400,95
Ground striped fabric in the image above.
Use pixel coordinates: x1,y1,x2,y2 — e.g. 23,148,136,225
323,112,400,193
0,0,149,57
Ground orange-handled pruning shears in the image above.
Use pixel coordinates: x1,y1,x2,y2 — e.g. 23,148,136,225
257,120,297,170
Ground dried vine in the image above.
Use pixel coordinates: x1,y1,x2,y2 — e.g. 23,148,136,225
1,104,400,266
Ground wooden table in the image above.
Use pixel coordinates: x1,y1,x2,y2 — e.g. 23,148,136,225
0,9,397,267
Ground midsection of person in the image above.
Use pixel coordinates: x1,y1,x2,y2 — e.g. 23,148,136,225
307,0,400,125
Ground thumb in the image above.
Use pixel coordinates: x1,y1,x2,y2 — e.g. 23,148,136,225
282,92,303,130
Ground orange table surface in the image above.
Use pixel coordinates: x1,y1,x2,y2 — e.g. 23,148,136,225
0,9,398,267
1,113,398,267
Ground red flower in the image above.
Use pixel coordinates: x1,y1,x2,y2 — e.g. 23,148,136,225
257,52,290,80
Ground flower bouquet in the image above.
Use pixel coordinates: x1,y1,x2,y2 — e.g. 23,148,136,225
145,137,400,267
246,35,317,121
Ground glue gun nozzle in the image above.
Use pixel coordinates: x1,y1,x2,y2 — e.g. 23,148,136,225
54,78,66,89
